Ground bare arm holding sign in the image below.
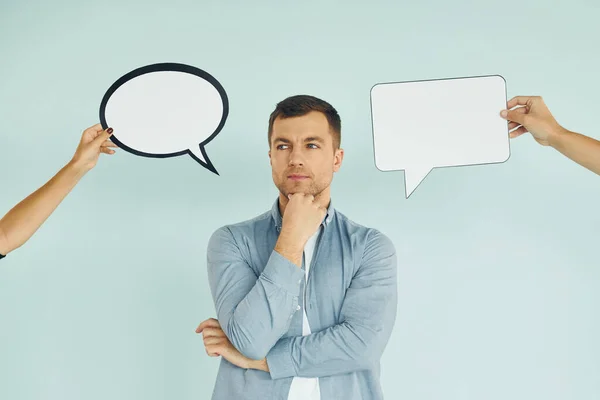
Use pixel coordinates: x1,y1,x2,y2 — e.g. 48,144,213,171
501,95,600,175
0,124,116,259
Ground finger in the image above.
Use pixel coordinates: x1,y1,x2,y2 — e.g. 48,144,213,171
500,108,527,125
84,123,104,134
509,126,528,138
205,345,222,357
508,122,520,130
101,140,118,148
100,147,115,155
80,124,104,142
195,318,220,333
201,327,225,338
510,106,527,114
91,128,113,148
203,337,224,346
202,328,225,339
206,348,219,357
506,96,539,109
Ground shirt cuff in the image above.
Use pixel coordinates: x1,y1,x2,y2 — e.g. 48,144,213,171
260,250,304,294
265,336,296,379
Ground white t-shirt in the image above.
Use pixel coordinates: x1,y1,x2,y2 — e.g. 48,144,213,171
287,228,321,400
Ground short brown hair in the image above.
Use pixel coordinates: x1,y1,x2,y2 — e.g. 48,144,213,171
268,95,341,149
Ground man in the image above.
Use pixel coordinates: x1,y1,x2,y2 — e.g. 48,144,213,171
501,95,600,175
0,124,116,260
196,95,398,400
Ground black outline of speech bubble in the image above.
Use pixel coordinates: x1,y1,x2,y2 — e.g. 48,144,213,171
369,74,510,198
99,62,229,175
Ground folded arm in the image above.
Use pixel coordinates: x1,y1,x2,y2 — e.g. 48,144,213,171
261,230,398,378
207,226,305,360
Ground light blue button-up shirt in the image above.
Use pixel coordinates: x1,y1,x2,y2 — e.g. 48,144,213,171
206,198,398,400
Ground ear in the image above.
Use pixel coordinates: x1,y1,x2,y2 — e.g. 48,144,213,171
333,148,344,172
268,150,272,166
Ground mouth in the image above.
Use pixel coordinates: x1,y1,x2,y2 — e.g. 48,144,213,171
288,174,309,181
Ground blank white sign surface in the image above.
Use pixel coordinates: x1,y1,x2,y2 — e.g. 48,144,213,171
370,75,510,198
99,63,228,174
105,71,222,154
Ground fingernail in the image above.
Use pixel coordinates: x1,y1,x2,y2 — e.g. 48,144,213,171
107,128,113,134
500,110,508,118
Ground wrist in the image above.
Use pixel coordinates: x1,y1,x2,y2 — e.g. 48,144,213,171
547,125,570,149
247,358,269,372
273,245,303,268
277,228,305,252
66,158,91,178
274,227,306,267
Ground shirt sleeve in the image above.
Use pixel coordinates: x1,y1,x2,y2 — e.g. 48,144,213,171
207,226,306,360
265,229,398,378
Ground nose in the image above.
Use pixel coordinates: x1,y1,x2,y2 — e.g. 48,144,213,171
288,147,305,167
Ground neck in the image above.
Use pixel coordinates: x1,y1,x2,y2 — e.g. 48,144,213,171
278,187,331,216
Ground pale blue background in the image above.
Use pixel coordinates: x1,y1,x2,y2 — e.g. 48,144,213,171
1,1,599,399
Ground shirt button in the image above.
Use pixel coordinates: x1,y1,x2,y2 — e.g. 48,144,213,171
296,305,301,311
298,279,302,284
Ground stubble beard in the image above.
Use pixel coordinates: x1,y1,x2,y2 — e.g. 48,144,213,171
276,178,327,199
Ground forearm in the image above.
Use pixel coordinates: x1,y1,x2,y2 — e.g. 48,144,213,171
273,230,304,267
222,259,303,360
208,228,306,360
227,235,305,352
0,160,88,254
550,128,600,175
247,358,269,372
247,320,392,376
263,315,395,378
262,230,398,379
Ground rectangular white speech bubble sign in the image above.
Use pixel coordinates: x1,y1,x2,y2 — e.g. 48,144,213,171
370,75,510,198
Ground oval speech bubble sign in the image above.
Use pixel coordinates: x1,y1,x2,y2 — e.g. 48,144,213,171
99,63,228,174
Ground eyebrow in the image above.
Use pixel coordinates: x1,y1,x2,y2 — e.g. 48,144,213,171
272,136,325,144
305,136,325,143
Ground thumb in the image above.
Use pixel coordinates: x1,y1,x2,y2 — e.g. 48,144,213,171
500,109,526,125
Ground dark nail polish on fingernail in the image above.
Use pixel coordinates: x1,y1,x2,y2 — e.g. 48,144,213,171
107,128,113,134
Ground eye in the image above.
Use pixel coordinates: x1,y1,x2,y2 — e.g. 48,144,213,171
277,144,289,150
307,143,319,149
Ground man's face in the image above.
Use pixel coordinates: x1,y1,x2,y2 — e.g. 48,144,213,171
269,111,343,199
